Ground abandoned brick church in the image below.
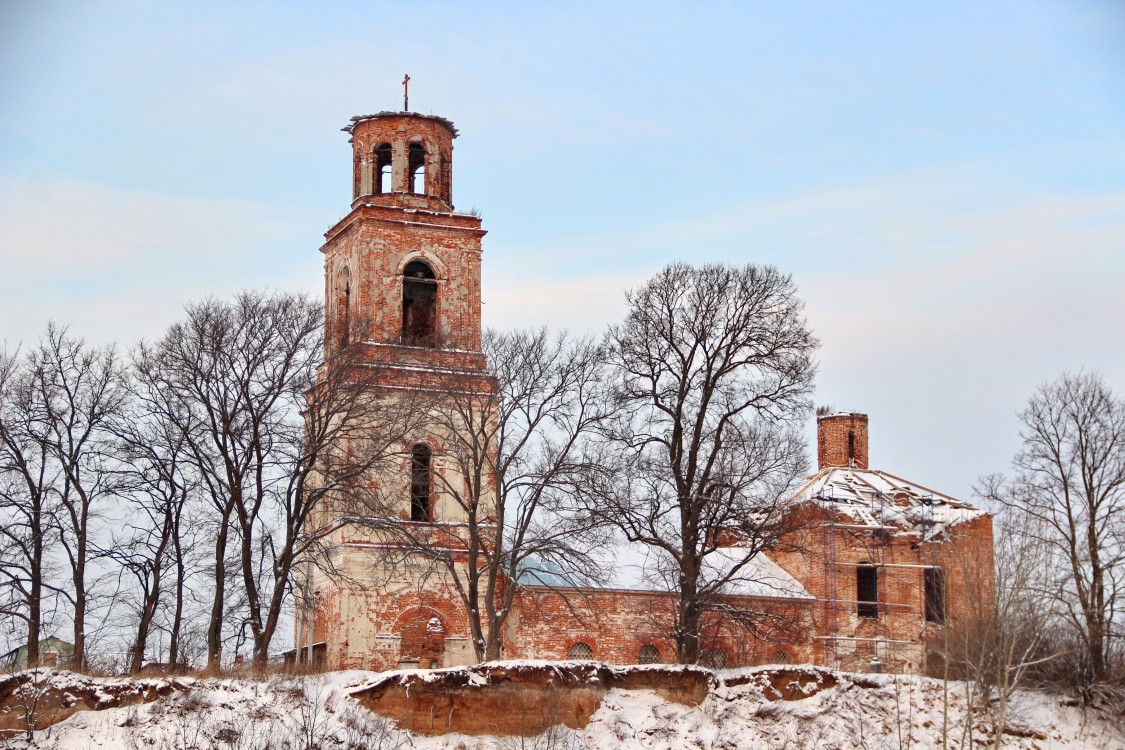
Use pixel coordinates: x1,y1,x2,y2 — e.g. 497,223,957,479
299,109,994,675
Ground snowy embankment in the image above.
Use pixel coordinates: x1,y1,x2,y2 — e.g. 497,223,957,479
1,662,1120,749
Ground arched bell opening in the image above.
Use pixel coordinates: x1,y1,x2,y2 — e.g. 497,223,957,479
374,142,393,194
401,260,437,346
408,142,426,195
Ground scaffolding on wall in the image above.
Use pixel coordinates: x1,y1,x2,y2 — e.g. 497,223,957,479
816,475,941,674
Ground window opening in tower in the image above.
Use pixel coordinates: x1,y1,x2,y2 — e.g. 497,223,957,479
410,443,433,522
375,143,393,194
337,266,351,349
409,142,426,194
402,260,437,346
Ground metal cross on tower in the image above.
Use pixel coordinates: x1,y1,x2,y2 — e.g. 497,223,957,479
402,73,410,111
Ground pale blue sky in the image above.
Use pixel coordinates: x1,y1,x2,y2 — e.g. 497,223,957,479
2,0,1123,500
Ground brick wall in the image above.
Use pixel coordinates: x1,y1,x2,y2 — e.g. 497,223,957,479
771,504,995,673
506,586,816,669
321,207,486,359
817,413,869,470
347,113,457,210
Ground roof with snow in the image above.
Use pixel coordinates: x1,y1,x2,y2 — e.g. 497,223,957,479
343,111,458,136
519,547,813,600
790,466,987,539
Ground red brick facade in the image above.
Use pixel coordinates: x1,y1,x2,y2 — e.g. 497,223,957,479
304,110,995,675
817,412,869,470
507,587,815,668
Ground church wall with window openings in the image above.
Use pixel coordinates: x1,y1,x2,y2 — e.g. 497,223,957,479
302,107,996,677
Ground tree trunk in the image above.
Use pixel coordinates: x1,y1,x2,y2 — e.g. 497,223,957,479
254,553,296,666
130,534,169,674
169,498,186,669
26,578,41,670
206,514,230,671
130,589,153,676
26,506,44,670
71,552,86,672
237,510,266,664
677,599,702,664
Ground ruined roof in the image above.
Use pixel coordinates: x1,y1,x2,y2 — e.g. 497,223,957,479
518,546,813,600
701,549,815,600
342,111,459,136
790,466,987,538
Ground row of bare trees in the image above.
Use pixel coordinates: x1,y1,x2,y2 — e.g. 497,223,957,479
0,293,351,671
0,326,127,671
351,263,819,666
3,260,1117,698
0,262,821,672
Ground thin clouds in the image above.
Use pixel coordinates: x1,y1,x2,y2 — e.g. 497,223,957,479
2,1,1123,506
0,174,322,345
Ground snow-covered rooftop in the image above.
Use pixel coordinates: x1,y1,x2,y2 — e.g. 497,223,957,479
519,546,813,600
342,111,458,136
791,466,987,538
698,548,814,600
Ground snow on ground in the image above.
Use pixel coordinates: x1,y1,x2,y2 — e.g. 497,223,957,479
3,664,1121,749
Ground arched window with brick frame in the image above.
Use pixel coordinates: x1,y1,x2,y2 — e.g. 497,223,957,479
409,141,426,194
637,644,660,664
701,648,728,670
568,641,594,660
335,265,351,349
374,142,393,194
770,648,793,665
402,260,438,346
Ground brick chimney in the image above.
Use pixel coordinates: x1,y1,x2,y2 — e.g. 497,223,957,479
817,412,869,470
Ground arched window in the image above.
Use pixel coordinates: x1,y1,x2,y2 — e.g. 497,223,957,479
847,430,856,464
770,649,792,665
409,142,426,194
375,143,393,194
568,642,594,660
399,609,445,669
402,260,437,346
701,649,728,670
857,563,879,619
336,266,351,349
410,443,432,521
637,644,660,664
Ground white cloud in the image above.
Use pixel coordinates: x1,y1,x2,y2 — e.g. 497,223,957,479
482,273,644,335
0,174,322,346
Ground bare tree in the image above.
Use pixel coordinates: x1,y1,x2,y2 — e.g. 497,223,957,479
138,290,417,668
587,262,817,664
352,328,611,662
1013,375,1122,682
106,370,199,674
985,371,1124,688
134,292,316,668
0,327,127,671
44,330,129,672
939,506,1060,748
0,347,59,669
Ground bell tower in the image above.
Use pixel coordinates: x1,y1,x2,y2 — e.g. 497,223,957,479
307,108,499,671
322,110,488,368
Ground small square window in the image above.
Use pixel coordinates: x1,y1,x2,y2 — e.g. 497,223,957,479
568,642,593,660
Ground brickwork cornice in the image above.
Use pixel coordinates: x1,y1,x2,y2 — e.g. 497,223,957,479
322,205,485,250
